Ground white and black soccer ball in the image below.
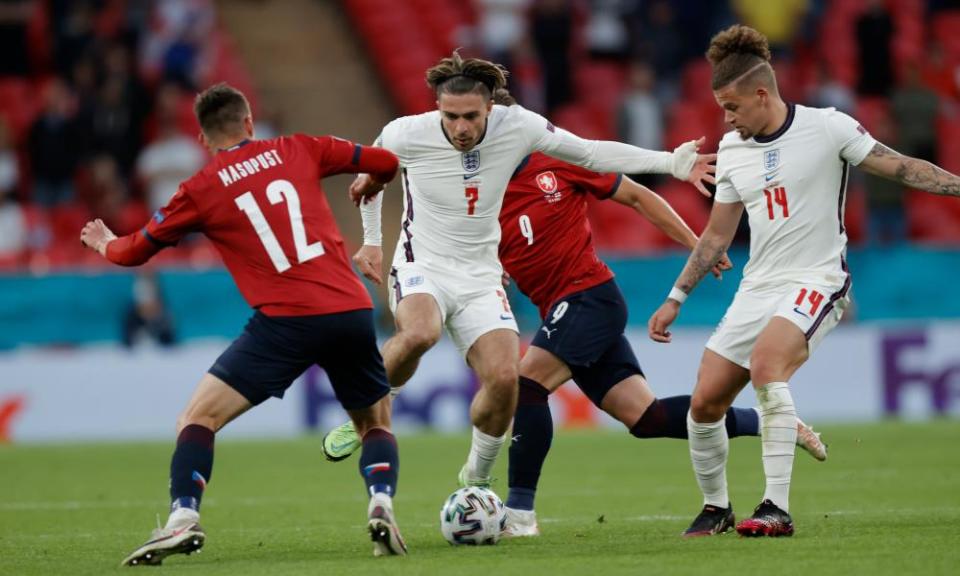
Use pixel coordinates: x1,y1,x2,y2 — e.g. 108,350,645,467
439,486,507,546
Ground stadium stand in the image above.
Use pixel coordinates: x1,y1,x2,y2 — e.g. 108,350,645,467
2,0,959,273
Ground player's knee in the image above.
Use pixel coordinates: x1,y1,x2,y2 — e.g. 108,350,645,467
517,376,550,405
485,364,519,396
177,411,217,434
749,352,783,386
689,393,724,423
400,327,440,357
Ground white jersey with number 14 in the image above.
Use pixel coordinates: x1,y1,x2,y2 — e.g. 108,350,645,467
714,104,877,289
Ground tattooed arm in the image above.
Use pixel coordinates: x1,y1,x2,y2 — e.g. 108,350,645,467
858,142,960,197
648,201,743,343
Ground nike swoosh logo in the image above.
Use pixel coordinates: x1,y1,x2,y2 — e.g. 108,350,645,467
146,525,195,545
500,314,513,320
765,173,777,181
464,174,477,180
793,307,808,317
330,441,356,452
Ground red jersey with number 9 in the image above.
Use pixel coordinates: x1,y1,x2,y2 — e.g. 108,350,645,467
498,152,621,318
140,135,391,316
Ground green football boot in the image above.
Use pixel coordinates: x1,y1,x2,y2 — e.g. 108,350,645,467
321,420,362,462
457,463,493,489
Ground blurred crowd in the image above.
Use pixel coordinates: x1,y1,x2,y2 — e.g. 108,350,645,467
0,0,265,270
4,0,960,272
466,0,960,249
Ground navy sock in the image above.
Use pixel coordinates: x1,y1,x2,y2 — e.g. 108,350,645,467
629,395,761,439
725,406,759,438
169,424,214,512
359,428,399,497
506,377,553,511
630,396,690,439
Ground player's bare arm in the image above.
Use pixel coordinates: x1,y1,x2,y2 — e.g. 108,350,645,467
612,177,731,278
647,201,743,343
859,142,960,197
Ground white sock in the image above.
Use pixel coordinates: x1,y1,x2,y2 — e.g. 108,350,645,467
687,411,729,508
466,426,506,481
757,381,797,512
166,506,199,529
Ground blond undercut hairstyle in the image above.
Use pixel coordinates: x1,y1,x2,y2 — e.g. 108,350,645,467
426,50,509,100
194,83,251,138
706,25,778,93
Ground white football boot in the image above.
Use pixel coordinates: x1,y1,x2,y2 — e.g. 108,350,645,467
121,509,205,567
367,492,407,556
502,506,540,538
796,418,828,462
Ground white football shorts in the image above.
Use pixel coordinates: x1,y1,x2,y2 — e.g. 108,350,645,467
705,278,851,370
389,263,518,357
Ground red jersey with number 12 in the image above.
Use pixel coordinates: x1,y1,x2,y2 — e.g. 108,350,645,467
141,135,386,316
498,152,620,318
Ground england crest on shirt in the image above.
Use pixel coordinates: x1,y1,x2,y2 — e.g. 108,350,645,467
763,149,781,171
462,150,480,173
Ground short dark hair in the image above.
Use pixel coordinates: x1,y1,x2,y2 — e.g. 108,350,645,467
194,83,250,137
425,50,508,100
706,25,776,92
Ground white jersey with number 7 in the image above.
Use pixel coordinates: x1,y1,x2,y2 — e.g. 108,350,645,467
374,104,676,283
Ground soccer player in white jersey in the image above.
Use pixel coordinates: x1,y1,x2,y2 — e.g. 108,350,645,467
321,51,716,489
648,25,960,538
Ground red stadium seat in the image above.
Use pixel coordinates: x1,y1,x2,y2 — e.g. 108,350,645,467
665,100,723,151
655,181,711,236
681,60,714,102
906,191,960,244
931,11,960,61
0,78,40,144
854,97,890,134
587,196,672,254
843,182,867,245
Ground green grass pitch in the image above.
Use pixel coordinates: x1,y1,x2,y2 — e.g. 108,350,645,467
2,421,958,575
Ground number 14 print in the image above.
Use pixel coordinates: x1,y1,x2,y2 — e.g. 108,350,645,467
794,287,824,316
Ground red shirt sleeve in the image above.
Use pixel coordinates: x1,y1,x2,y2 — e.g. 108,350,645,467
106,184,202,266
560,164,623,200
144,184,203,246
297,134,398,182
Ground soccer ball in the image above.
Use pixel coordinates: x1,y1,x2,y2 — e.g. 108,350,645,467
439,486,507,545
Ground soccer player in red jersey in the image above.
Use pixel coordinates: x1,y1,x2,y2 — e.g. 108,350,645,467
79,84,408,563
493,90,828,537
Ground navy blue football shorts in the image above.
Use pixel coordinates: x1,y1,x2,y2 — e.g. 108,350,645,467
209,309,389,410
529,279,644,406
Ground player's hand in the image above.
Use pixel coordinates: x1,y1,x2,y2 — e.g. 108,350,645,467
501,272,511,288
648,300,680,343
353,244,383,285
80,218,117,257
672,137,717,197
711,252,733,279
349,174,385,207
